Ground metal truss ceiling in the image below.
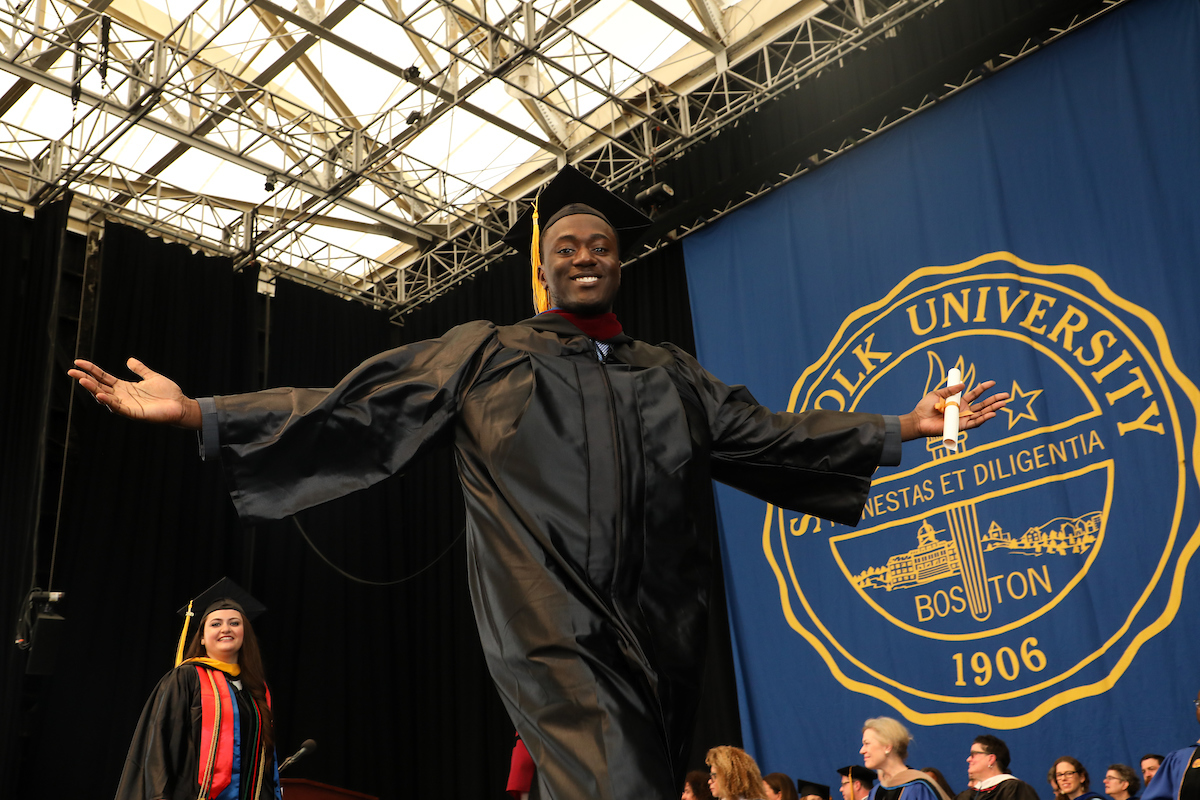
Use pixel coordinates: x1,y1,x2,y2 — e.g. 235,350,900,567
0,0,1125,320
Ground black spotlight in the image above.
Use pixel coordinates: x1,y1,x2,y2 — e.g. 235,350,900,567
16,590,67,675
264,173,276,191
635,181,674,208
406,110,422,125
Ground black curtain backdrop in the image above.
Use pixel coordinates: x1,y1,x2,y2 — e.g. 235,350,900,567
0,197,75,785
12,223,261,798
251,277,515,797
3,223,741,798
0,207,41,786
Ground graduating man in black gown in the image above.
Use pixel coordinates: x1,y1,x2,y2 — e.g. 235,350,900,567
70,166,1008,800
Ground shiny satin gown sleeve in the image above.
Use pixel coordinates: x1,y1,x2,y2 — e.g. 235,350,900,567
212,321,496,523
661,344,887,526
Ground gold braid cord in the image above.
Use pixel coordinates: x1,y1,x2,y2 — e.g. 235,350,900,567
175,600,194,668
531,199,550,314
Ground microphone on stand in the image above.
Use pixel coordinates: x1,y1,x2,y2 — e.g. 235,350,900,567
279,739,317,773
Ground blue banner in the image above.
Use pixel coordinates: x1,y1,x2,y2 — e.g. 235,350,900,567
684,0,1200,789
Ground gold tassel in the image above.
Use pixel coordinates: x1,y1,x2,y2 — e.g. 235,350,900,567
530,198,550,314
175,600,193,667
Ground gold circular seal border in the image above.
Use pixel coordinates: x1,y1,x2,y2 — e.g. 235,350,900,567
761,251,1200,727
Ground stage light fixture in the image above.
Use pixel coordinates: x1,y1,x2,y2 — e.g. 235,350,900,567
16,590,67,675
635,182,675,208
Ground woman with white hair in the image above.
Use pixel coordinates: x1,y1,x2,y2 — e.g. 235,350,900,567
859,717,950,800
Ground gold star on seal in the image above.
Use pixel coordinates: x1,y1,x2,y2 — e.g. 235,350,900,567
1002,379,1043,430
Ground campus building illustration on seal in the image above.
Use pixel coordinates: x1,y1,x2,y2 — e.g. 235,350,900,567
764,252,1200,726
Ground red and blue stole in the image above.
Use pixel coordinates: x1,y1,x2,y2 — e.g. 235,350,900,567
186,658,274,800
194,661,239,798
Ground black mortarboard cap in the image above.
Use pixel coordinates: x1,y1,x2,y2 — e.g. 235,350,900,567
502,164,652,262
177,576,266,621
838,766,876,788
798,780,832,798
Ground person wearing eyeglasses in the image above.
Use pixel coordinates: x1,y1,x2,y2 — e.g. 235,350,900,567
840,765,876,800
707,746,768,800
1102,764,1139,800
956,735,1038,800
1051,757,1102,800
1141,690,1200,800
1048,766,1062,797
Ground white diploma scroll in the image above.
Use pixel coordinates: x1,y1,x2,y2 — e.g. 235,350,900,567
943,367,963,452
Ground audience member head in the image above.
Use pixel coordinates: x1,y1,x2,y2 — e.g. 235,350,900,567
685,770,716,800
861,717,912,769
707,746,767,800
968,734,1011,781
1139,755,1163,788
1053,756,1090,799
922,767,956,799
1102,764,1139,800
798,782,828,800
840,765,876,800
764,773,800,800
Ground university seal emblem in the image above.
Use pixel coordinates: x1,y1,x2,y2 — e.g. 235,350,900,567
766,252,1200,725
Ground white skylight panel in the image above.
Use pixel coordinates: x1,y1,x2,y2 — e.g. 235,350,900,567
392,1,458,52
301,42,406,120
156,147,258,197
427,103,538,179
97,124,181,172
306,220,391,258
202,9,276,63
607,10,699,76
334,3,428,71
10,88,75,141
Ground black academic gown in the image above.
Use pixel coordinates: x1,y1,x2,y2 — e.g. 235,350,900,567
963,778,1042,800
212,313,887,800
115,662,279,800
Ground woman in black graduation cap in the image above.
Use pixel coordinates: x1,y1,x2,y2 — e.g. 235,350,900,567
115,578,281,800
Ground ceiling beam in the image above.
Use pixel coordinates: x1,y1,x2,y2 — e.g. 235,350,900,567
0,54,434,244
628,0,723,52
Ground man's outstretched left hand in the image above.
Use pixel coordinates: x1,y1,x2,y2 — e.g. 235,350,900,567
899,380,1010,442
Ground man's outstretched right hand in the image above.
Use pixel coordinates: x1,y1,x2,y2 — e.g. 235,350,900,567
69,357,202,430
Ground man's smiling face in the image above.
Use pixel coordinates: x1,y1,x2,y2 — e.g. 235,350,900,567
538,213,621,314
